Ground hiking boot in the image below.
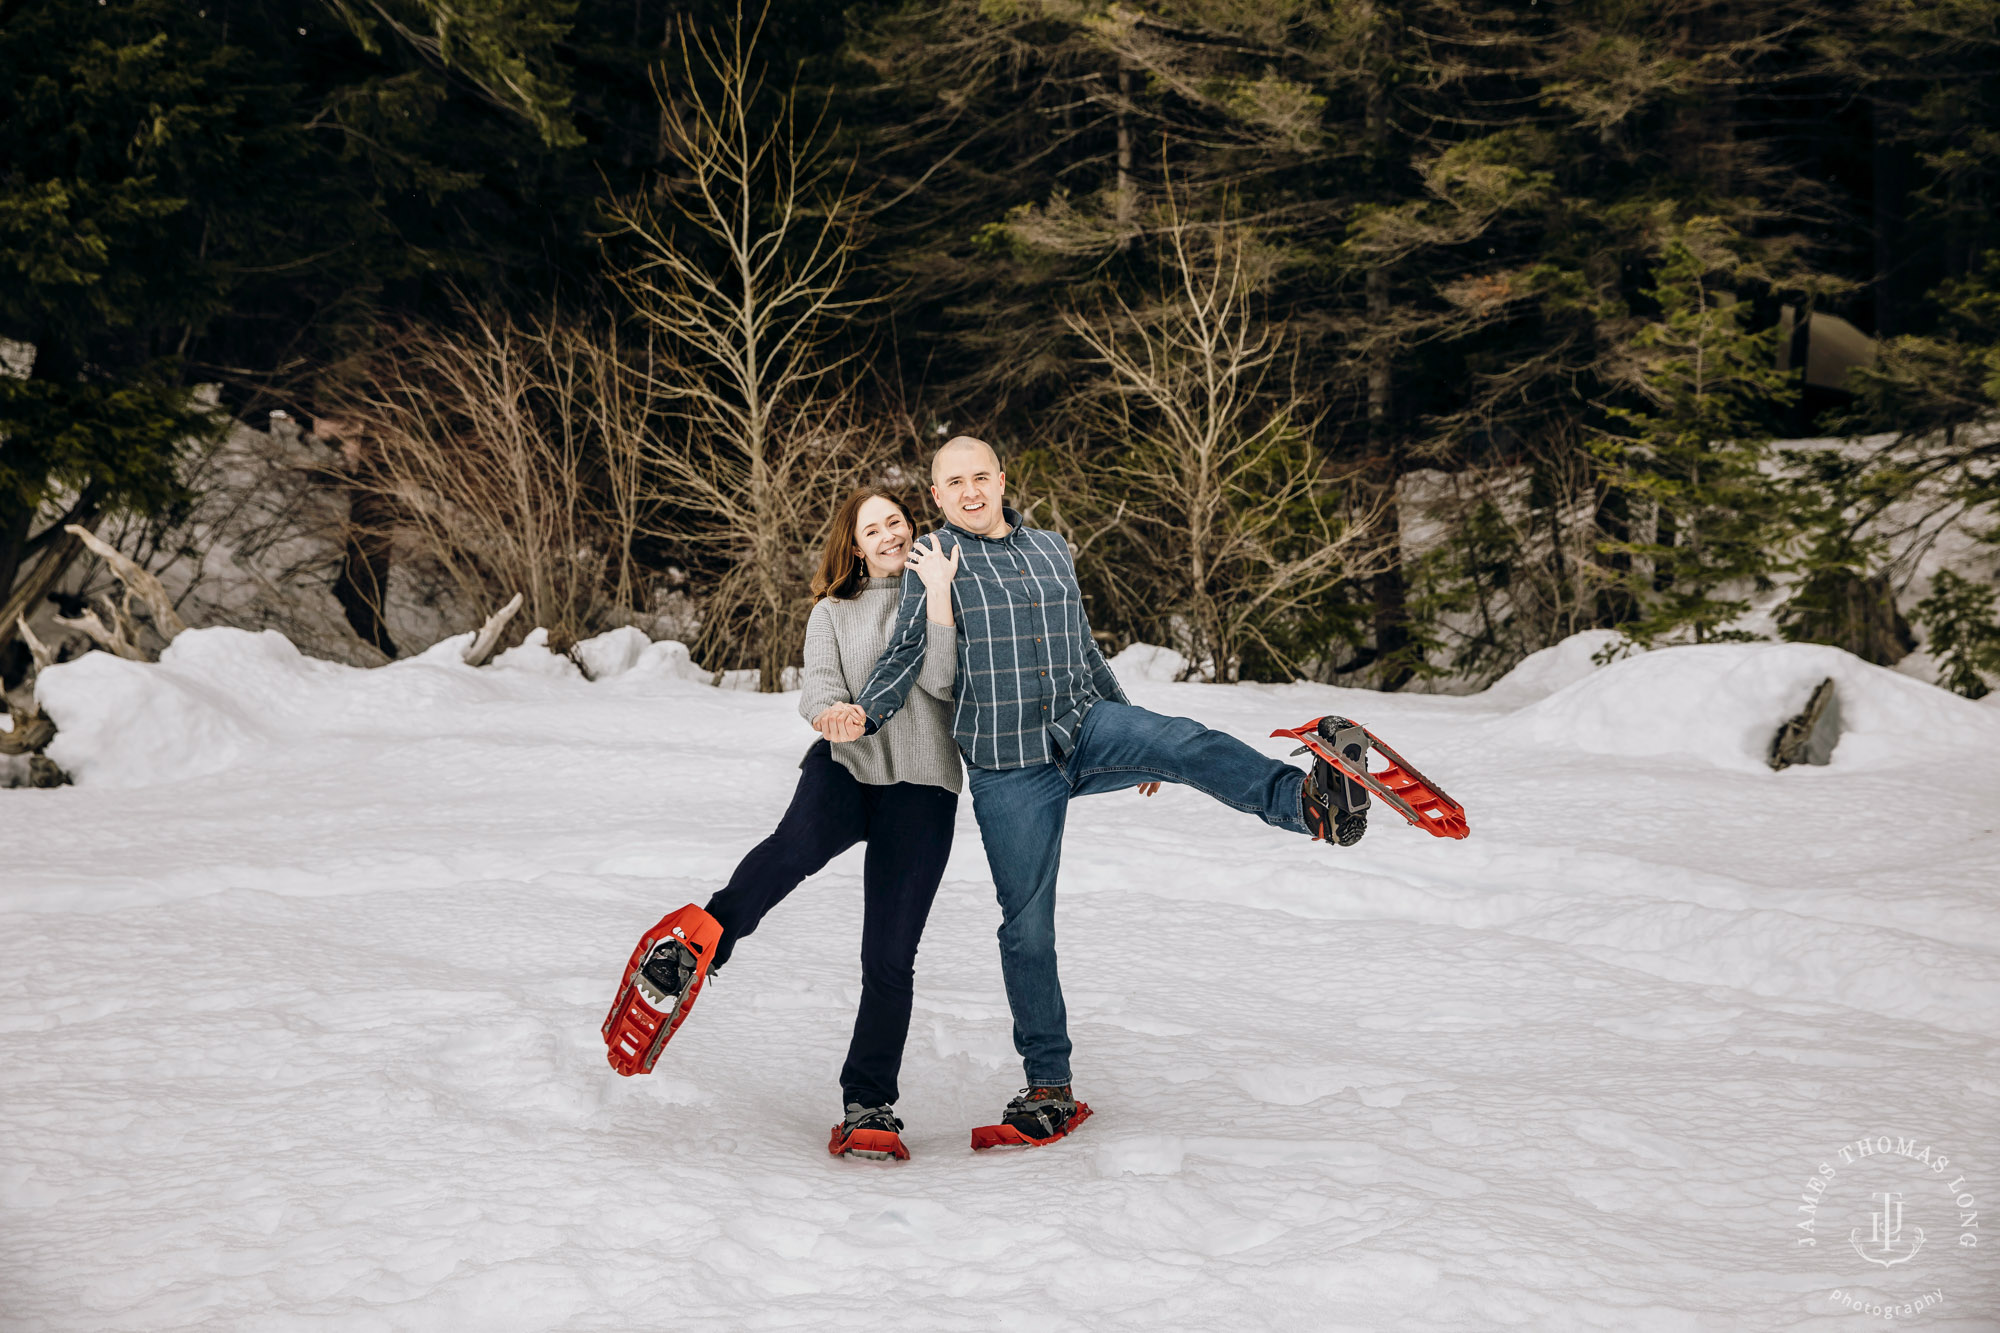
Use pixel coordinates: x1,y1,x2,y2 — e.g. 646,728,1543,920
1301,716,1369,848
1004,1085,1087,1139
828,1103,909,1161
970,1084,1095,1148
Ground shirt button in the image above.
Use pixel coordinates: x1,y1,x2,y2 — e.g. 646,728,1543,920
1039,670,1046,676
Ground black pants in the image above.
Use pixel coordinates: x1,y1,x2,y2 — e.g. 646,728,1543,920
703,740,957,1109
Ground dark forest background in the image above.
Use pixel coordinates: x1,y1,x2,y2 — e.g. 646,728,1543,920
5,0,2000,697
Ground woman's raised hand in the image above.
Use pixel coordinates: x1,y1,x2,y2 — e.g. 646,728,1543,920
905,534,960,592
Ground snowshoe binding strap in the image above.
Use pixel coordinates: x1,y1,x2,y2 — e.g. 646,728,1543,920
602,904,724,1076
1272,715,1469,840
828,1104,910,1161
1315,716,1373,816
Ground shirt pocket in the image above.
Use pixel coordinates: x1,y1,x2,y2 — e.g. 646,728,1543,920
962,564,1029,618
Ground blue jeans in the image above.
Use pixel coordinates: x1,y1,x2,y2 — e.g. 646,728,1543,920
965,702,1309,1086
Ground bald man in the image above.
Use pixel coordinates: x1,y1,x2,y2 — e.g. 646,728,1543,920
832,435,1366,1147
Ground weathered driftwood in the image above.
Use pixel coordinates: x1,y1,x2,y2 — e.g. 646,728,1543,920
463,592,525,668
65,523,188,639
1769,677,1841,771
1,700,56,756
26,754,70,787
2,696,68,785
54,603,145,662
15,616,53,673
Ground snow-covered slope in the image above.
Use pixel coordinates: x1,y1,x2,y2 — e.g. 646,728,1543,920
4,631,1997,1330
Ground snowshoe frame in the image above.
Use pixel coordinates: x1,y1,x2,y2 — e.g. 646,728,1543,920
1271,716,1469,841
602,904,723,1076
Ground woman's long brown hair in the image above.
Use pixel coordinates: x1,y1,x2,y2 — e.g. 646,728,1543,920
812,487,916,602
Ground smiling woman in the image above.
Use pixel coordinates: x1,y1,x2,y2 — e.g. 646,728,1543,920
813,488,915,602
598,481,967,1161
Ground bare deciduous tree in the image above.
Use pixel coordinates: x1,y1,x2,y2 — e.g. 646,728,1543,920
334,306,652,653
1052,205,1388,680
602,6,881,691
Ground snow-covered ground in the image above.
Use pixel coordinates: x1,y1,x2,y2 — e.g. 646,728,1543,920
4,628,1998,1331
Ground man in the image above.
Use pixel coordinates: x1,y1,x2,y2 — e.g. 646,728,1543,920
821,436,1365,1146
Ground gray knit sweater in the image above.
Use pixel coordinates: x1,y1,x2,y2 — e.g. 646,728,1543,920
799,578,962,792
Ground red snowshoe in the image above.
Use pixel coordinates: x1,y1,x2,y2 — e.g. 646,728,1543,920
828,1105,911,1161
970,1086,1093,1150
1271,715,1469,840
601,904,724,1076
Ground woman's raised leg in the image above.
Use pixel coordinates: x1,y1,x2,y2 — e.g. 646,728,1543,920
702,739,868,970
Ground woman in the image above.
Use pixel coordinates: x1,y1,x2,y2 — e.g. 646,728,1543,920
607,487,962,1162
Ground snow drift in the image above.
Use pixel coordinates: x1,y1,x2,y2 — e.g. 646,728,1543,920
1482,638,2000,771
34,625,715,788
38,625,1993,789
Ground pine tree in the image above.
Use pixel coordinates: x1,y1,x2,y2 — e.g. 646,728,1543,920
0,0,602,655
1913,570,2000,699
0,0,237,626
1589,215,1798,645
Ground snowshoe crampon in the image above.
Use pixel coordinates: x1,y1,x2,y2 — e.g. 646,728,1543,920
601,904,723,1076
1271,716,1469,840
969,1099,1093,1150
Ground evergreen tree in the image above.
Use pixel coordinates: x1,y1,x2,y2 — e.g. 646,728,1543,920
1589,215,1798,645
0,0,238,621
0,0,607,652
1914,569,2000,698
1774,529,1914,665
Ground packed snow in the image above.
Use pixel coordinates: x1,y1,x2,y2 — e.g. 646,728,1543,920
4,628,1998,1330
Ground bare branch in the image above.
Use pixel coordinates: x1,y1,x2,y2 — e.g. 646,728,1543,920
463,592,526,667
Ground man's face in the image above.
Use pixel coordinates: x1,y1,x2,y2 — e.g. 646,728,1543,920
931,441,1006,534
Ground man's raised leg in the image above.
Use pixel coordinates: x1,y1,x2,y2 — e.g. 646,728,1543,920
965,761,1075,1087
1063,701,1310,834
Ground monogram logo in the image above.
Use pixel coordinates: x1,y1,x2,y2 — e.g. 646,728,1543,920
1851,1190,1925,1267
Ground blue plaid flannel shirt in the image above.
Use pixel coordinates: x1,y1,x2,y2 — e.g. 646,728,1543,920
855,508,1128,771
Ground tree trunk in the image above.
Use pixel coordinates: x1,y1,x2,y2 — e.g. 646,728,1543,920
1115,66,1136,248
1364,55,1391,425
1592,488,1636,627
331,465,399,657
1371,489,1415,690
1360,29,1410,687
0,492,35,619
0,520,98,649
1871,97,1909,337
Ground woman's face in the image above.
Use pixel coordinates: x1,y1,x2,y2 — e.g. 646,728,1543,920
853,495,912,579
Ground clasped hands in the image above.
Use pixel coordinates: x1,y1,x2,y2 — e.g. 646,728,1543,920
815,701,1158,797
814,702,869,743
